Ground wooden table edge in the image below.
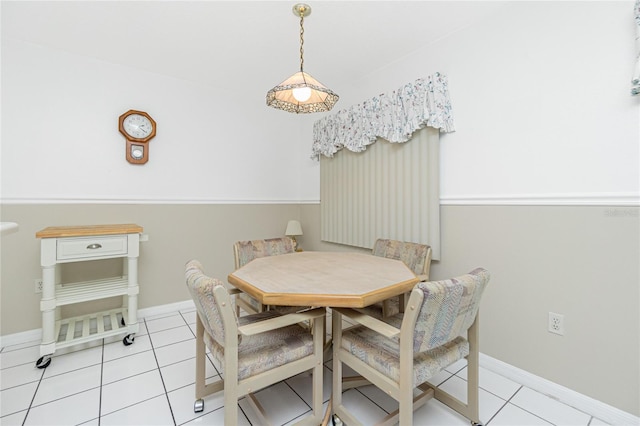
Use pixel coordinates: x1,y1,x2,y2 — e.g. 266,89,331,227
227,274,419,308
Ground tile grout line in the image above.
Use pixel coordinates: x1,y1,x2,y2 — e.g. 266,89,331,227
18,362,46,425
93,323,173,422
145,317,178,426
451,365,565,425
488,385,555,426
451,366,536,424
283,375,314,422
450,370,559,425
238,403,253,426
20,344,104,424
485,384,523,425
98,338,104,426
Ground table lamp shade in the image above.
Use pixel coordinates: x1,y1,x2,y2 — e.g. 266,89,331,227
285,220,303,237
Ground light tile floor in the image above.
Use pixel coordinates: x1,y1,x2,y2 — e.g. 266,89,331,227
0,307,609,426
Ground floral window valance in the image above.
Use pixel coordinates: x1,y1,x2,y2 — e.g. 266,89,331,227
311,72,455,159
633,0,640,96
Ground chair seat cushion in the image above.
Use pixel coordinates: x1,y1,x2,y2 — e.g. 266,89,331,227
205,310,315,380
340,321,469,386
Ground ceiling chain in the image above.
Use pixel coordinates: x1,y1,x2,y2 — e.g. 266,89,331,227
299,13,305,73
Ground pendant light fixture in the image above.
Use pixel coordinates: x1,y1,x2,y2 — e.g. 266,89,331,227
266,3,339,114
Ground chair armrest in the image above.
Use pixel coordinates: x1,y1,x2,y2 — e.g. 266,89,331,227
238,307,326,336
333,307,400,338
417,274,428,282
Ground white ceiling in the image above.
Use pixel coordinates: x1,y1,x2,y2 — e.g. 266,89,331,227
2,1,507,93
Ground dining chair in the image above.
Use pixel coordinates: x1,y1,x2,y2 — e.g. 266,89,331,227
233,237,298,315
332,268,490,426
359,239,432,318
185,260,326,425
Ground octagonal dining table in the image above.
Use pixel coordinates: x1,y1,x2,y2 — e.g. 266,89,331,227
227,250,420,425
227,251,419,309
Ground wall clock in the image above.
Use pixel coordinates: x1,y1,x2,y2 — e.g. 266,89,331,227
118,110,156,164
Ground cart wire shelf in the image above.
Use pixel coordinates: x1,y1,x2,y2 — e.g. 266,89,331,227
54,308,130,348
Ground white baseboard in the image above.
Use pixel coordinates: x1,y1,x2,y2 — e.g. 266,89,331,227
0,328,43,348
2,302,637,425
480,354,639,426
137,299,195,319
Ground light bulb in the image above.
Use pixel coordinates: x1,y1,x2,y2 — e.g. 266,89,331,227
292,86,312,102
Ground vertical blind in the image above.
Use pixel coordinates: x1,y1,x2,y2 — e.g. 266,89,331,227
320,127,441,260
314,74,454,260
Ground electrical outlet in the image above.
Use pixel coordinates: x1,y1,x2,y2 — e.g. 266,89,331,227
35,279,43,293
548,312,564,335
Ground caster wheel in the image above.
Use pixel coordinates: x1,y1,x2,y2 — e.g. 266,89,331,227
123,334,135,346
194,399,204,413
35,355,51,369
332,414,343,426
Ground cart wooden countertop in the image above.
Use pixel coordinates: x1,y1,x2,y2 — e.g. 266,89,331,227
36,224,143,239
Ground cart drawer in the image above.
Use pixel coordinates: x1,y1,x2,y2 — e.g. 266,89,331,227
57,235,128,261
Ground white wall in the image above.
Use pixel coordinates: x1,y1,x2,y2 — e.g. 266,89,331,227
1,38,306,203
3,2,637,203
299,1,639,205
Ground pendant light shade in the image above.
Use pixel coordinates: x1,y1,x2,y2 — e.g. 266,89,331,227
267,71,339,113
266,3,339,114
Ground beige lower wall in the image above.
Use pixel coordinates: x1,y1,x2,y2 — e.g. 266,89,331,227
437,205,639,417
304,203,640,416
1,203,638,415
0,203,302,334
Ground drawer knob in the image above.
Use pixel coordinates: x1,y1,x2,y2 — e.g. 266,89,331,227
86,243,103,250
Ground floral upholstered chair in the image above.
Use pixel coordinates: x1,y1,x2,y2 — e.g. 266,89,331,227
332,268,490,426
233,237,298,315
359,239,432,318
185,260,325,425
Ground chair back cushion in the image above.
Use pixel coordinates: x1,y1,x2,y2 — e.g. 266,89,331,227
412,268,490,353
185,260,235,345
372,239,431,276
234,237,295,268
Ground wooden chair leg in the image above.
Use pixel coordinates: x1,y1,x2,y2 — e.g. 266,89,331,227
312,316,324,422
194,315,224,411
398,395,412,426
332,313,344,413
431,314,482,424
224,355,239,425
466,314,481,423
195,317,206,399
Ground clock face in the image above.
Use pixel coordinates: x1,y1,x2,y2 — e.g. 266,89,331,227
123,114,153,139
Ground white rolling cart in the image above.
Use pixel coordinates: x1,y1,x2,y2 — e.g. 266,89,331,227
35,224,144,368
